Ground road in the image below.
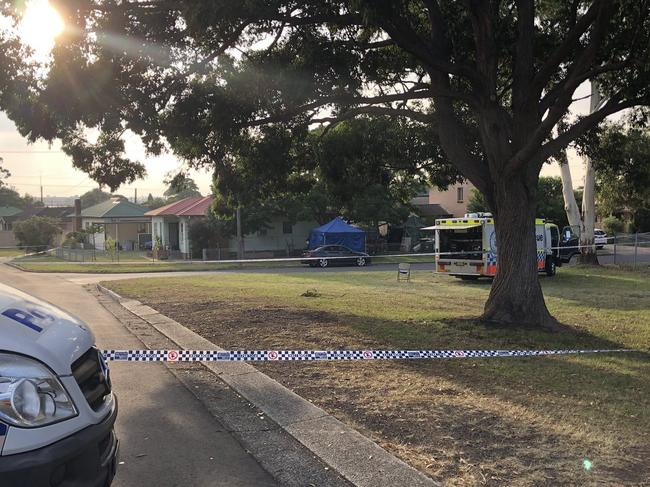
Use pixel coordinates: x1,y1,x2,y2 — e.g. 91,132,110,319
0,263,276,487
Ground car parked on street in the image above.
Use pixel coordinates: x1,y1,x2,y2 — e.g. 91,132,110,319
301,245,371,267
594,228,608,249
0,283,118,487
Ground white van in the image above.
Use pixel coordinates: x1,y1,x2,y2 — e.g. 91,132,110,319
0,283,118,486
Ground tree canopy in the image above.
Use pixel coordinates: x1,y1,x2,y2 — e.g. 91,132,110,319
79,188,126,208
2,0,650,328
212,116,460,232
0,186,26,208
582,124,650,228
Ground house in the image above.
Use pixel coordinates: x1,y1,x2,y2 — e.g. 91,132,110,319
231,217,317,257
0,206,22,231
146,196,213,258
412,181,476,218
146,195,318,259
76,198,151,250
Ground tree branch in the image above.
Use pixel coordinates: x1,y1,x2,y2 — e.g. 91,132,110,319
510,1,612,171
533,96,648,166
311,106,434,125
191,20,251,72
540,59,638,113
375,6,479,83
512,0,534,115
532,0,605,92
465,0,499,97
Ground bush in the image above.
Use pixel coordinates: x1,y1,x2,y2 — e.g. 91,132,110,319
602,216,625,235
105,237,117,260
13,216,61,249
62,231,86,248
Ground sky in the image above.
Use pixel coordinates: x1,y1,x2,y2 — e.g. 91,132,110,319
0,112,214,200
0,0,595,202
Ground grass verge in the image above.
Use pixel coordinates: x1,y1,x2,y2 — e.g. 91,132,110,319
0,248,28,258
105,267,648,485
9,255,303,273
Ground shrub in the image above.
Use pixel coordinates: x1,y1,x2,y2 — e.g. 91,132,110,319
13,216,61,249
602,216,625,235
105,237,117,260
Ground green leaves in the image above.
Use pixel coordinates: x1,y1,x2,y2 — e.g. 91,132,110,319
61,129,146,192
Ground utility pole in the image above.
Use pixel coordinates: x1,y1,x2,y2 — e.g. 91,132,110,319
134,188,138,204
236,206,244,260
40,175,43,204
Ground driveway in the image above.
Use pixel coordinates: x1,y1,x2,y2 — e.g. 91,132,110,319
0,263,276,487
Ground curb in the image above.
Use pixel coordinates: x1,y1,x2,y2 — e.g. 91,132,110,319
97,283,439,487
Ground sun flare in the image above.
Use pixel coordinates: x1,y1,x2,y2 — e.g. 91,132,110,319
18,0,64,55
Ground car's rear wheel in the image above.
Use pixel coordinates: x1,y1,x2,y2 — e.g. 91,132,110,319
318,258,328,268
545,258,557,276
356,257,366,267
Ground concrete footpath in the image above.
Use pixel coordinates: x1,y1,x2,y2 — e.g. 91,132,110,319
0,263,277,487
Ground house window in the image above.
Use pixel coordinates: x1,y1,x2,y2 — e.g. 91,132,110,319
137,222,148,233
282,221,293,234
457,186,464,203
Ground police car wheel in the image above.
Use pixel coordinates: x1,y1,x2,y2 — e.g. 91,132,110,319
319,258,328,268
356,257,366,267
545,259,556,276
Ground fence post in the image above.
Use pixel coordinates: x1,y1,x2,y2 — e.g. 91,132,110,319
634,232,638,270
613,234,617,265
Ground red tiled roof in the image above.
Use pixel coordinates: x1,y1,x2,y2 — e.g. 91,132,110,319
145,196,213,217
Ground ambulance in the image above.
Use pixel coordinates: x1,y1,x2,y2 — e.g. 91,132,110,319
428,213,562,279
0,283,118,486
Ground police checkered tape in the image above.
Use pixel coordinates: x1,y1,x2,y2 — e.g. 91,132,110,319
102,348,636,362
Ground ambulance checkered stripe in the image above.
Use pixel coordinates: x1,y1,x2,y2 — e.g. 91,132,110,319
101,348,633,362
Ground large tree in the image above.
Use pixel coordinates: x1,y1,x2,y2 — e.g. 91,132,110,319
2,1,650,328
211,117,460,233
584,123,650,230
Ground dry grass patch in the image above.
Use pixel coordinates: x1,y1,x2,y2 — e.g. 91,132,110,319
106,267,650,486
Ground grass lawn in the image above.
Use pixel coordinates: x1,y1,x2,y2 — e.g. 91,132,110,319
0,248,26,258
108,267,649,486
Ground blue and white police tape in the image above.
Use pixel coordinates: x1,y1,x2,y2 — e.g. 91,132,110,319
101,348,636,362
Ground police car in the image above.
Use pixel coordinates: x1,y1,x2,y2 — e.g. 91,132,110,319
0,283,118,486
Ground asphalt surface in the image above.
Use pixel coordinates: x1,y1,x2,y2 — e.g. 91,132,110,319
0,263,276,487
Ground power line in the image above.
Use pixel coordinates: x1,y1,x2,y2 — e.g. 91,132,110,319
0,150,65,154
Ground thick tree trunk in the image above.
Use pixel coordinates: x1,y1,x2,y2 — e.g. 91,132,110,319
578,80,601,265
559,161,581,228
578,156,599,264
481,176,559,330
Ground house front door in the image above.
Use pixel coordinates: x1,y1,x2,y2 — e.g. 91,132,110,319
168,222,180,250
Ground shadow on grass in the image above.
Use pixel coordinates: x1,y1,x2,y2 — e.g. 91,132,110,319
134,294,650,485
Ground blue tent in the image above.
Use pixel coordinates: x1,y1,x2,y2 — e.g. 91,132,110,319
309,217,366,252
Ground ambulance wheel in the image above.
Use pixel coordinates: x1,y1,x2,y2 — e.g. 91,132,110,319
545,259,556,277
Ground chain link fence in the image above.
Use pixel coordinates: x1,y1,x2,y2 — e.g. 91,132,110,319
609,232,650,268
